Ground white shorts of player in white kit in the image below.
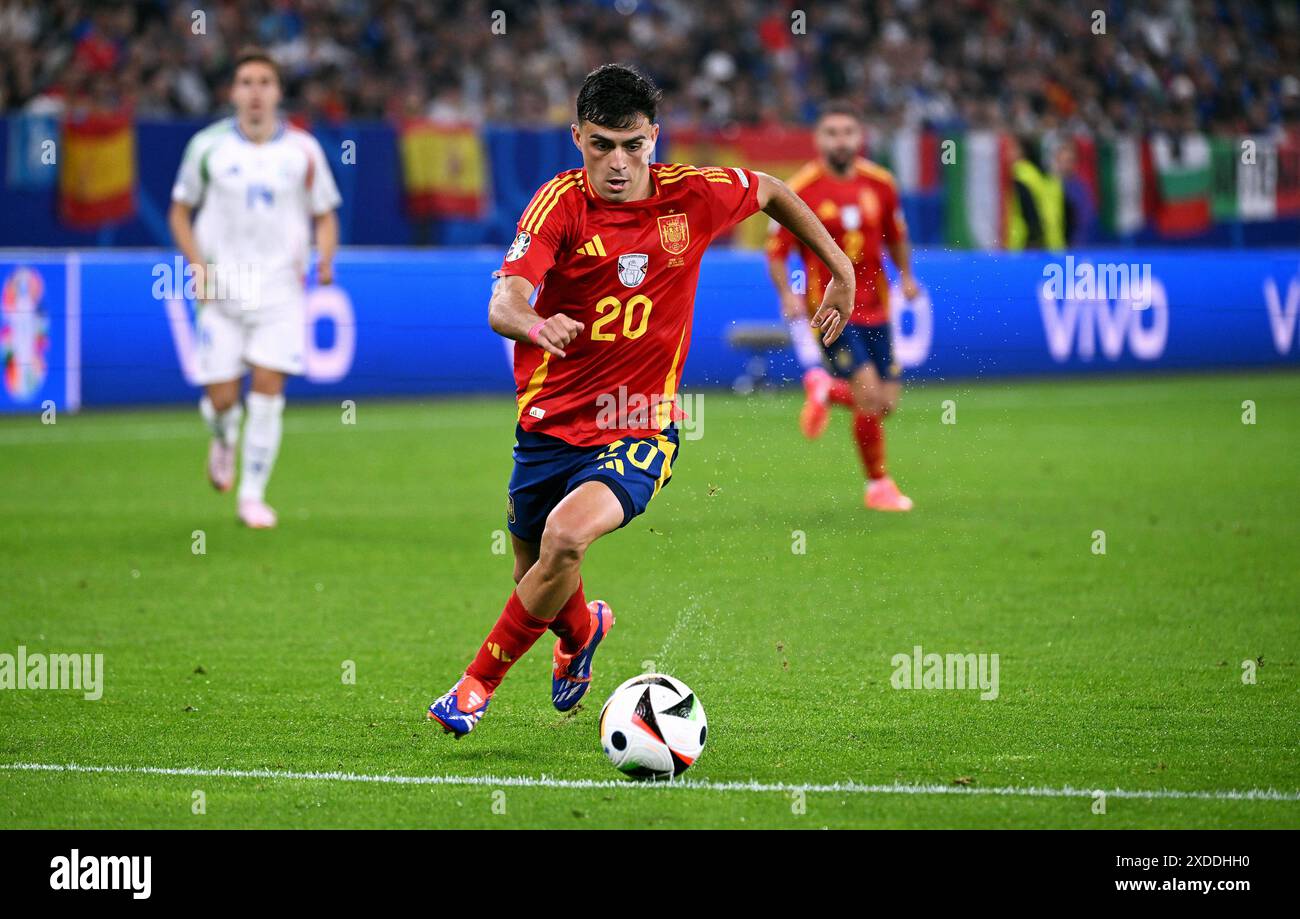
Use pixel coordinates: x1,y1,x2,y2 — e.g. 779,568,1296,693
193,297,306,385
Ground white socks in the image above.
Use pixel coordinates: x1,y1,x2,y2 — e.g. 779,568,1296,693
787,317,825,372
238,392,285,503
200,395,243,446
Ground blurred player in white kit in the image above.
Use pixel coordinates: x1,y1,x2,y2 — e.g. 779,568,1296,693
168,49,341,528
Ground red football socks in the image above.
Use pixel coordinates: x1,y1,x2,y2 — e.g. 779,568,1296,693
853,411,888,480
466,591,552,692
828,378,855,406
549,580,592,655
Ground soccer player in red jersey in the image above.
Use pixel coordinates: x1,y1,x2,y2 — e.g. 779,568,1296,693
427,65,854,736
767,101,920,511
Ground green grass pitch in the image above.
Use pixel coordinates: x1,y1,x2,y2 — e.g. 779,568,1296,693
1,371,1297,829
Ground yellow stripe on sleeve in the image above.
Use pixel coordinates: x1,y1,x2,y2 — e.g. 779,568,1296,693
518,177,562,232
526,179,578,232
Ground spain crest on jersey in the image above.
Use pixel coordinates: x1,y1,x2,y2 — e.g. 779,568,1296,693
657,213,689,255
617,253,649,288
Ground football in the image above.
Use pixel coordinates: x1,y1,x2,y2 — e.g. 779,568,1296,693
599,673,708,780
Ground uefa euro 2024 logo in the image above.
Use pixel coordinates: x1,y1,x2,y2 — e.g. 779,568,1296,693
1,267,49,401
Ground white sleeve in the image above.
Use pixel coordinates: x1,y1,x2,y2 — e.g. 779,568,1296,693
171,134,208,206
307,136,342,215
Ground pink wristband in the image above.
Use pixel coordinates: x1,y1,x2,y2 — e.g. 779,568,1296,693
527,321,545,344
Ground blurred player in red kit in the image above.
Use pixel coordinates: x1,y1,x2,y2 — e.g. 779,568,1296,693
427,65,854,737
767,101,919,511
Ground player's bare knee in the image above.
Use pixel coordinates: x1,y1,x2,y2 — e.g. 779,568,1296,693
538,519,589,570
854,393,884,416
249,367,286,396
206,384,239,413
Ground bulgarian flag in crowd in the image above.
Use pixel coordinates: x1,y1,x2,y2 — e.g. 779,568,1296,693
941,130,1010,249
1149,133,1213,236
398,120,488,220
58,109,136,229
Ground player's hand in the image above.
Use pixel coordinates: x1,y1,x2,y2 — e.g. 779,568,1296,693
900,272,920,300
529,313,584,358
811,276,853,345
318,260,334,286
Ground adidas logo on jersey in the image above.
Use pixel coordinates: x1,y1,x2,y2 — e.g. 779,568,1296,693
575,235,607,257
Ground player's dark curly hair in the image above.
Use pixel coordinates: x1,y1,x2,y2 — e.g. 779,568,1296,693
576,64,662,129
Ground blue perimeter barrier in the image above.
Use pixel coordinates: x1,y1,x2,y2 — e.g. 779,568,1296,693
0,247,1296,412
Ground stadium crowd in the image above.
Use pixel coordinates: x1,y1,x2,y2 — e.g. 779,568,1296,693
0,0,1297,137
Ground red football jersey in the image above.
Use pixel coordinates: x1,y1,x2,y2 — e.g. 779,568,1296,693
766,157,905,326
499,162,760,447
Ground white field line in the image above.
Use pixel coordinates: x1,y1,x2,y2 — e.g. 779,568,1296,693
2,762,1297,803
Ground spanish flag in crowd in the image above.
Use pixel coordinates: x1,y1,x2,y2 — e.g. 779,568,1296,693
398,120,488,220
58,110,136,229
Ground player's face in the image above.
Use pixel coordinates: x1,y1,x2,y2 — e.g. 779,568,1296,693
572,116,660,202
815,114,863,174
231,62,281,124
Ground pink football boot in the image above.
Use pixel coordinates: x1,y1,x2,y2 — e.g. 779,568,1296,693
799,367,832,440
238,498,278,529
865,476,914,512
208,439,235,493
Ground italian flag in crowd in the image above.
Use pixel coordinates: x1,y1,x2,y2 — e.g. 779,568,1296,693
1097,136,1147,238
941,130,1010,249
1209,135,1300,222
875,127,941,194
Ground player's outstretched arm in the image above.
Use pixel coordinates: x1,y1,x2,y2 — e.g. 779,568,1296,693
756,172,854,344
488,274,584,359
888,235,920,300
168,202,205,296
314,211,339,285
